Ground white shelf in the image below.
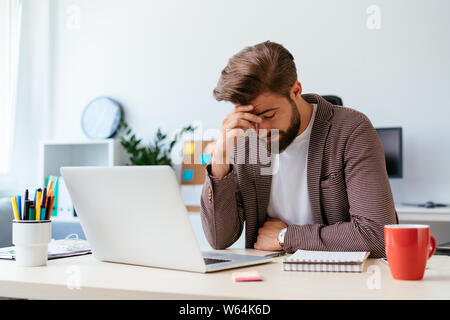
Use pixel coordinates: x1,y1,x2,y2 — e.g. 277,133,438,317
39,139,128,220
40,139,127,182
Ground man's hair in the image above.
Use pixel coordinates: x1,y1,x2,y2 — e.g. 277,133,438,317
213,41,297,106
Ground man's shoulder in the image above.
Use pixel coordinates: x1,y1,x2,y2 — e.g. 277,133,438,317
330,104,370,125
312,102,374,150
325,104,374,139
305,93,370,128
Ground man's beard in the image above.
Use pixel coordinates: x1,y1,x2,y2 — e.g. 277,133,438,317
265,97,301,154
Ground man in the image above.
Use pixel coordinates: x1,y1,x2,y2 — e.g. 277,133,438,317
200,41,397,258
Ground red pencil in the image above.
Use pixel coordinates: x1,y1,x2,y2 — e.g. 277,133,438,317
47,196,55,220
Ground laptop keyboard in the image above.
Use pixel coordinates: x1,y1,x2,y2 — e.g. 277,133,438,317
204,257,231,265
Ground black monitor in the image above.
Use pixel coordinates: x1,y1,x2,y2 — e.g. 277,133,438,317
375,127,403,178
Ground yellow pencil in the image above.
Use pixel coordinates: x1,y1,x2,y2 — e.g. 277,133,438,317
36,190,42,221
11,197,20,220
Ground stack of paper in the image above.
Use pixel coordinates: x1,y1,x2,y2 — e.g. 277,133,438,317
0,238,91,261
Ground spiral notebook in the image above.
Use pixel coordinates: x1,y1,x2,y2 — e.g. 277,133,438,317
283,250,370,273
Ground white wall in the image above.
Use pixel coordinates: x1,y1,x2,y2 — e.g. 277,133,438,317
48,0,450,204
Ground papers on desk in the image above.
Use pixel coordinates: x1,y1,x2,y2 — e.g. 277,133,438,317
0,238,91,261
283,250,370,273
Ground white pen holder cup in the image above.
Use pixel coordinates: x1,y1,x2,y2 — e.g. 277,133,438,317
12,220,51,267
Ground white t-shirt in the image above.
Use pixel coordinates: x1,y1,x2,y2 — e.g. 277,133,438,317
266,104,317,226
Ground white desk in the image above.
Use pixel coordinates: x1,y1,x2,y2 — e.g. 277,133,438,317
396,205,450,222
1,249,450,300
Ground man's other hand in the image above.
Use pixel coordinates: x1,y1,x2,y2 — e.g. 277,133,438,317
254,218,287,251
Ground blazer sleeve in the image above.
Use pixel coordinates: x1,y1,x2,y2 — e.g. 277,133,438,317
282,119,398,258
200,164,245,249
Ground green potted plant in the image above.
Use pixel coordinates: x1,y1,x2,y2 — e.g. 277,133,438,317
117,119,196,166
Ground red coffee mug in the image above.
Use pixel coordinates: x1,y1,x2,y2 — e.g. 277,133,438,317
384,224,436,280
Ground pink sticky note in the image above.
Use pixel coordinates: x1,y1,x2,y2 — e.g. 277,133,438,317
232,271,262,282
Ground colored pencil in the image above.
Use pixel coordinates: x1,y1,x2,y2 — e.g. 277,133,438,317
33,189,38,206
48,196,55,218
17,196,22,220
29,206,35,220
24,200,31,220
24,189,29,219
47,179,53,191
45,196,52,220
36,190,42,221
11,197,20,220
41,188,47,208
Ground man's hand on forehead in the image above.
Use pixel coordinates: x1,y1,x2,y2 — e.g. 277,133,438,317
229,105,262,131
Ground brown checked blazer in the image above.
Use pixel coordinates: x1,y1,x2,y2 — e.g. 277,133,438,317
200,94,398,258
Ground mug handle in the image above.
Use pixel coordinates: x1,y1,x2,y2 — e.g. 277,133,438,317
428,235,436,259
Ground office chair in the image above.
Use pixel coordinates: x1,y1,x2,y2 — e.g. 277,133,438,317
321,95,343,106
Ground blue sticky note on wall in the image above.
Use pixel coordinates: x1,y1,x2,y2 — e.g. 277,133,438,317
201,153,211,165
182,169,194,181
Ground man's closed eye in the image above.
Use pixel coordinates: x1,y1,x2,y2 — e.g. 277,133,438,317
263,112,276,119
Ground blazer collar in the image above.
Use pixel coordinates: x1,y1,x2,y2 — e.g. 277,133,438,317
302,93,334,123
304,94,334,224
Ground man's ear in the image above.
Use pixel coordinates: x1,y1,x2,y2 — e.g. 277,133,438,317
291,80,302,98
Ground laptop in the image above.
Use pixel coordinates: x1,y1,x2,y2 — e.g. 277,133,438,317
60,166,273,273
